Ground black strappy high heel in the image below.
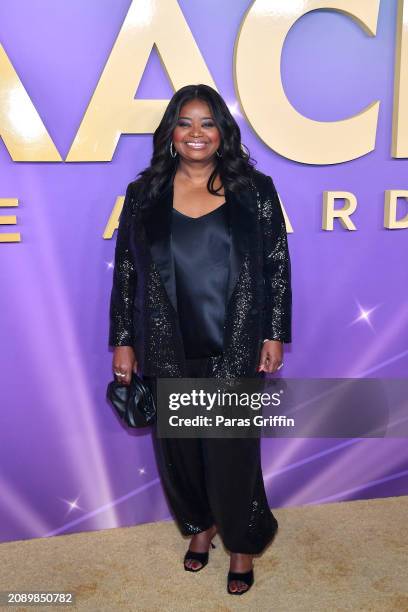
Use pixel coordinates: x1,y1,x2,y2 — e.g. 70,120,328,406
184,541,216,572
227,568,254,594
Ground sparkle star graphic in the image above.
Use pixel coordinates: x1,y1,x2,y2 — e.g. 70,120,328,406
349,301,380,330
60,496,82,516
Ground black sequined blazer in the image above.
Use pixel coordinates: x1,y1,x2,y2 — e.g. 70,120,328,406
108,169,292,378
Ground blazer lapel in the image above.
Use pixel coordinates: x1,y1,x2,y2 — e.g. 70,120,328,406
141,182,178,313
140,175,255,314
225,186,253,304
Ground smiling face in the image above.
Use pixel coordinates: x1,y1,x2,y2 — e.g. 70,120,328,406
172,98,221,162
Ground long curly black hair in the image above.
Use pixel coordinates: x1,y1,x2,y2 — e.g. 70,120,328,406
135,84,257,201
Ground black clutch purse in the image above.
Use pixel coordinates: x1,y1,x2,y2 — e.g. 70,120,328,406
106,372,156,427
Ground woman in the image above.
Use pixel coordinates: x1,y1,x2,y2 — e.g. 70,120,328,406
109,84,292,595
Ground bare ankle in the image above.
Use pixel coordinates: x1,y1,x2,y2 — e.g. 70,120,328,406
230,552,253,571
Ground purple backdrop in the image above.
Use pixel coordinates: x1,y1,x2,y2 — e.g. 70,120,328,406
1,0,407,543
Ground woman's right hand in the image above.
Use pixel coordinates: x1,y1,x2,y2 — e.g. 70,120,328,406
112,346,138,385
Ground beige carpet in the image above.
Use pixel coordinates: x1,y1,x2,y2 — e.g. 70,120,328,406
1,496,407,611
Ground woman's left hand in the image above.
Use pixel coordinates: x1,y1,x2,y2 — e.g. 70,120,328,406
257,340,284,373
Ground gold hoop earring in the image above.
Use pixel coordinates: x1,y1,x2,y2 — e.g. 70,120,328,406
170,141,178,158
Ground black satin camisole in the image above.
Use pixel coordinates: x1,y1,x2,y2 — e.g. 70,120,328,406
171,202,231,359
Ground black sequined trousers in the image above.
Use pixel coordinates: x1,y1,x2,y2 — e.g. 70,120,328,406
152,356,278,555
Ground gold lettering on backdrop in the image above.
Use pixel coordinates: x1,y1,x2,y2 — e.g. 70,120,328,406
0,44,61,162
103,196,125,238
384,190,408,228
67,0,216,162
234,0,381,164
392,0,408,157
0,1,408,163
0,198,20,242
322,191,357,230
103,188,408,238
